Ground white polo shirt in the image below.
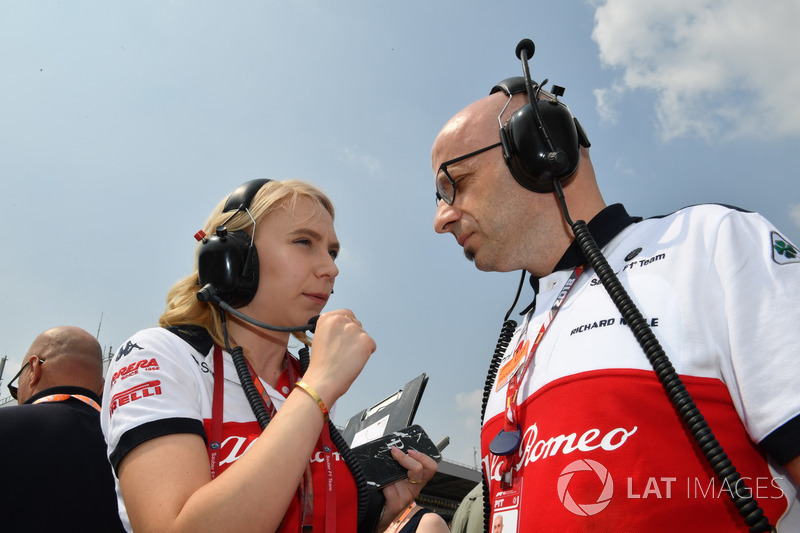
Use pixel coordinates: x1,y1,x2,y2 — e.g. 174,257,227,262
482,204,800,531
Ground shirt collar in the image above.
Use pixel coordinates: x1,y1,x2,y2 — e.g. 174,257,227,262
521,204,640,313
551,203,640,272
25,386,101,405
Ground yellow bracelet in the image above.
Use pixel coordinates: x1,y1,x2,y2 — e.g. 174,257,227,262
294,380,330,422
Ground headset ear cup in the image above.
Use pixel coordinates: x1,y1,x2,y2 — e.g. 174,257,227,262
197,230,259,308
195,178,272,307
501,100,582,193
538,99,581,177
503,104,549,191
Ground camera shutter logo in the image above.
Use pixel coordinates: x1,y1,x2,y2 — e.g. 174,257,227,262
557,459,614,516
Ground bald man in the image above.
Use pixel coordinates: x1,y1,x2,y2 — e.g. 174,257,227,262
491,513,503,533
1,326,125,532
431,62,800,530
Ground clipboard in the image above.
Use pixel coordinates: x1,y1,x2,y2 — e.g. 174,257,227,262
341,373,428,448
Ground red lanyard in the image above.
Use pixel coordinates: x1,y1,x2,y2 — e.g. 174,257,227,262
209,346,337,531
490,265,584,459
243,353,299,417
209,345,226,479
32,393,101,411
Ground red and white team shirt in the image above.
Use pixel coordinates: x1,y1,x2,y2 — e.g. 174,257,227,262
101,326,358,532
482,204,800,532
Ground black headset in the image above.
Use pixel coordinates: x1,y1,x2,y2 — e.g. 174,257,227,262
491,40,591,193
196,179,273,308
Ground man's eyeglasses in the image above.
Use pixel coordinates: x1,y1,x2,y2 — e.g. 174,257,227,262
434,84,560,206
7,358,44,400
435,142,503,205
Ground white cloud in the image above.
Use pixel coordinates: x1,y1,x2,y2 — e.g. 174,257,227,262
340,147,381,176
591,0,800,141
455,389,484,439
455,388,483,412
614,156,635,177
593,86,621,124
789,204,800,231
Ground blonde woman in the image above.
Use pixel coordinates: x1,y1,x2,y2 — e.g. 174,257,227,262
102,179,437,532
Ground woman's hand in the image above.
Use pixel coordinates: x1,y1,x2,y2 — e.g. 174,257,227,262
377,448,440,531
301,309,376,408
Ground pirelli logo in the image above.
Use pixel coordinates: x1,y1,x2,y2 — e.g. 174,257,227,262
109,380,162,416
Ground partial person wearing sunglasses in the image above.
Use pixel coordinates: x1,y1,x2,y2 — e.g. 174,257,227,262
0,326,125,532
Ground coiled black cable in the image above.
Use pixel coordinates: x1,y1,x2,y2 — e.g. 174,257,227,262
480,271,525,533
298,346,371,528
221,312,370,529
552,181,775,533
222,311,273,429
569,219,774,532
476,184,776,533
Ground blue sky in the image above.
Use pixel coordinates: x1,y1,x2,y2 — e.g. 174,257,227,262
1,0,798,468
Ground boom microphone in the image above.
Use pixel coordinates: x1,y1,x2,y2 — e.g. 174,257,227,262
197,283,318,333
515,38,535,61
515,38,569,175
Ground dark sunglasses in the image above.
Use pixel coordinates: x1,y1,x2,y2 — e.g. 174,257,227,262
7,358,45,400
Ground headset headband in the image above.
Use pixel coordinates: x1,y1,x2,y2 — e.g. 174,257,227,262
491,76,529,96
223,178,273,213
